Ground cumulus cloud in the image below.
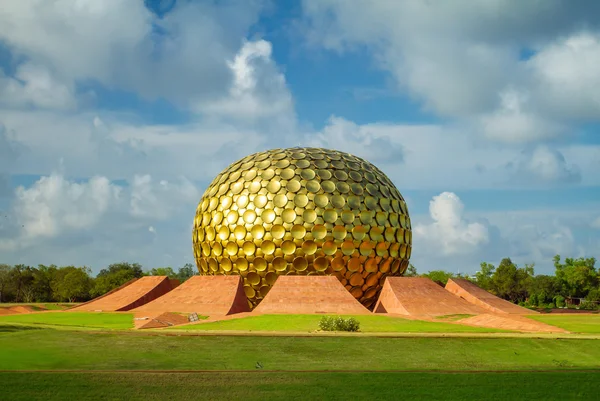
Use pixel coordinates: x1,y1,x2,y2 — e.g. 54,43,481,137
479,88,566,143
0,0,266,109
130,174,200,221
0,171,201,265
308,116,405,164
0,63,76,110
413,192,489,255
529,32,600,119
198,40,294,124
300,1,600,141
507,145,581,185
0,124,24,197
12,174,121,242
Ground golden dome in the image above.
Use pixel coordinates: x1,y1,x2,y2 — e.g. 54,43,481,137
192,147,412,309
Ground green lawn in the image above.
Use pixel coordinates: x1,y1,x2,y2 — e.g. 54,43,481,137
0,312,133,330
529,314,600,334
172,314,508,333
1,372,598,401
0,303,76,310
1,326,599,372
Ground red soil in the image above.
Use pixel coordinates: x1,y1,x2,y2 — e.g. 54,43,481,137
69,276,178,312
132,275,250,316
374,277,486,316
445,278,537,315
253,276,370,315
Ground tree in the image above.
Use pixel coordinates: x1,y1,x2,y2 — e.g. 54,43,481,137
32,264,58,302
55,267,92,302
92,262,144,296
527,275,558,306
148,267,177,279
97,262,144,279
9,265,35,302
490,258,533,303
0,264,12,302
177,263,197,282
475,262,495,291
404,263,418,277
554,255,597,299
421,270,456,286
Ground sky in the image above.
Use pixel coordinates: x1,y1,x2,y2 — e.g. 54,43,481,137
0,0,599,275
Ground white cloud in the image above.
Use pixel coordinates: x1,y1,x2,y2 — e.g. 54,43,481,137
0,63,76,110
413,192,489,256
0,0,266,109
308,116,405,164
130,174,200,220
508,145,581,184
529,32,600,119
479,88,566,143
592,217,600,229
307,117,600,190
12,173,121,242
198,40,294,124
300,1,600,141
0,171,201,265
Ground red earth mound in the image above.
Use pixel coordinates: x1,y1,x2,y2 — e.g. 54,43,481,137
374,277,486,316
445,278,537,315
253,276,370,314
69,276,178,312
132,275,250,316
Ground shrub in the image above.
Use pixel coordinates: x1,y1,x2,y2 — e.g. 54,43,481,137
318,316,360,332
554,295,566,308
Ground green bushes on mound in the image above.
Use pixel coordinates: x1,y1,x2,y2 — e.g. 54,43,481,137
318,316,360,332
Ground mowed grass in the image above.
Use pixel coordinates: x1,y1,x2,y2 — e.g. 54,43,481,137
0,312,133,330
529,314,600,334
1,371,598,401
0,303,76,311
1,326,599,371
172,314,508,333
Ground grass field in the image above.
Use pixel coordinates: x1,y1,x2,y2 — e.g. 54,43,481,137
0,303,76,310
1,316,600,400
1,325,598,371
1,371,598,401
529,314,600,334
171,314,509,333
0,312,133,330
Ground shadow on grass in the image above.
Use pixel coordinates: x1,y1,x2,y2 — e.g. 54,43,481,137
0,324,46,334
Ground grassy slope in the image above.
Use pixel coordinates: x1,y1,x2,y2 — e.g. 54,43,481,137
0,303,76,310
171,314,508,333
0,312,133,330
1,372,598,401
529,314,600,334
1,326,599,371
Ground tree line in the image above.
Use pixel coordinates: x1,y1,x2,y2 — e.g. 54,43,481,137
1,254,597,309
0,262,197,303
407,255,599,310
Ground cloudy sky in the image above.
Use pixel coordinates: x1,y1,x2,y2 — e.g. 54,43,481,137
0,0,599,275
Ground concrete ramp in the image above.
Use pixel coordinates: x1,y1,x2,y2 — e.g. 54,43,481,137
253,276,370,314
70,276,177,312
445,278,537,315
132,275,250,316
374,277,485,316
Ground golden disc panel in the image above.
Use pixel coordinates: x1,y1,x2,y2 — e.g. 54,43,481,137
192,147,412,309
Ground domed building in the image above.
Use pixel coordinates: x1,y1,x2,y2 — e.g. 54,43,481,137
192,147,412,309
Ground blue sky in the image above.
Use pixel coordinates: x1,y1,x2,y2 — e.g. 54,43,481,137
0,0,599,275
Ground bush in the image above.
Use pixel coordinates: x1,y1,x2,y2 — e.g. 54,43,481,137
318,316,360,332
554,295,566,308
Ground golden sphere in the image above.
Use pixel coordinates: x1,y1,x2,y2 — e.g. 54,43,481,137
192,147,412,309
